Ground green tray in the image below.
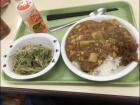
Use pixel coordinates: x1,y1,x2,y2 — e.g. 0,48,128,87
2,1,139,85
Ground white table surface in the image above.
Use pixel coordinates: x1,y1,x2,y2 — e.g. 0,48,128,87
1,0,139,96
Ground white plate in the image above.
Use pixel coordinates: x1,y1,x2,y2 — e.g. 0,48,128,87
2,33,60,80
61,15,139,81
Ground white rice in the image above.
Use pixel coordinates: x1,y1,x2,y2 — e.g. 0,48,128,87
72,61,81,69
72,55,125,76
93,55,125,76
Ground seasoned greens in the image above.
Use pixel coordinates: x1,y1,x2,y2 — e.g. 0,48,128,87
11,43,52,75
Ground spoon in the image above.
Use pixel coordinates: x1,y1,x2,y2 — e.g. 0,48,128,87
48,8,107,32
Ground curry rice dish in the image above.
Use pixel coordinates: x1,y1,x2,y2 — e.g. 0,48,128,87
65,19,138,74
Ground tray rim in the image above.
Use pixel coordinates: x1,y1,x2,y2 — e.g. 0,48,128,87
2,1,139,86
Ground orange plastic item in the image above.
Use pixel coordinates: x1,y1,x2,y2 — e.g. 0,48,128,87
16,0,47,33
17,2,30,10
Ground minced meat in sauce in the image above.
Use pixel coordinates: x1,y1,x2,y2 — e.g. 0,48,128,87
65,19,138,73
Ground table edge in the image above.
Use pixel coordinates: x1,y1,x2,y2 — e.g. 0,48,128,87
1,86,139,104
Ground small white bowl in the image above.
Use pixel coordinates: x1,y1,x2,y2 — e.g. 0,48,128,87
61,15,139,81
2,33,60,80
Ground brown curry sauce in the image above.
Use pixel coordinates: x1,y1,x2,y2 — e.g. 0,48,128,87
65,19,138,73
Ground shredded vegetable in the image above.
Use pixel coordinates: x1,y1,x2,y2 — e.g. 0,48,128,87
11,43,52,75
